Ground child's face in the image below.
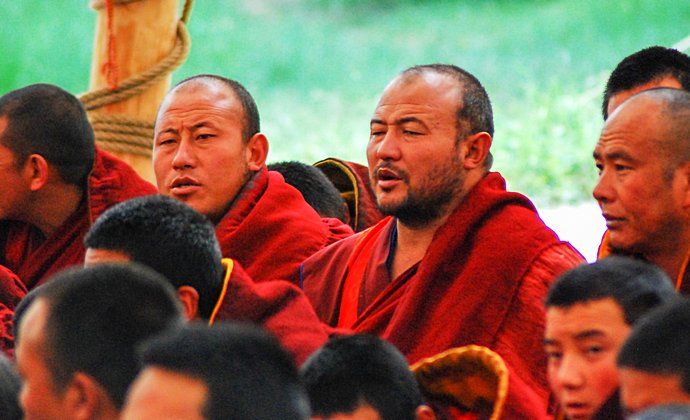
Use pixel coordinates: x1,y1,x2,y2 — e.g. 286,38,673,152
544,298,631,420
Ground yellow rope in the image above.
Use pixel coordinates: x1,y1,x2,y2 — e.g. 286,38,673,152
79,0,194,157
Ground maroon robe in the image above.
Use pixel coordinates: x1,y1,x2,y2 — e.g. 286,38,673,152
215,168,353,286
0,265,26,357
301,172,585,419
0,148,156,290
209,259,333,365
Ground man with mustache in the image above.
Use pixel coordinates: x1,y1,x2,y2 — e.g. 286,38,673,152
152,75,352,286
300,64,584,418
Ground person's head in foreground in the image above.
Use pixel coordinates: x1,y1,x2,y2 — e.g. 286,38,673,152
13,263,184,420
593,88,690,282
301,334,435,420
122,322,309,420
153,74,268,224
368,63,493,229
617,298,690,415
544,256,679,419
602,45,690,119
83,194,224,320
0,352,22,420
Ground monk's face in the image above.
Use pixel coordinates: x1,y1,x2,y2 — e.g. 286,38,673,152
153,80,264,224
593,94,689,259
122,367,206,420
0,117,33,222
367,72,468,227
544,298,630,420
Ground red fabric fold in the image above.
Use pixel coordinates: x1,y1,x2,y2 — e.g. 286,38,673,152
210,259,332,365
214,168,352,286
302,172,585,419
0,148,156,290
0,264,26,358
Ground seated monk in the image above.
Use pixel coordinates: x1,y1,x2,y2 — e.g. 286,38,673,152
300,64,585,418
152,75,353,286
84,195,332,365
0,84,156,291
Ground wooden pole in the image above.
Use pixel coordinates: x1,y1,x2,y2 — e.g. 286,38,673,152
87,0,179,182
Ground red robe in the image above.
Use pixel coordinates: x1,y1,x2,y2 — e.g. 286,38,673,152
301,172,585,419
215,168,353,286
208,259,333,365
0,148,156,290
0,265,26,357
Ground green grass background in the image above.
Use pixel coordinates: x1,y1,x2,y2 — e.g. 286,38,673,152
1,0,689,207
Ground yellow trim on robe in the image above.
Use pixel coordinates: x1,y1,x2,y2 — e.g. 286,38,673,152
208,258,234,326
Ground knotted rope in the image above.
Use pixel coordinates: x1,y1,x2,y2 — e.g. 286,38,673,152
79,0,193,156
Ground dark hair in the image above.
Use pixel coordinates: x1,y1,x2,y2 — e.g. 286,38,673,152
84,195,224,319
0,83,95,187
603,46,690,119
15,263,183,408
0,353,22,420
301,334,423,420
268,160,347,222
545,256,679,325
139,322,309,420
173,74,260,142
618,298,690,394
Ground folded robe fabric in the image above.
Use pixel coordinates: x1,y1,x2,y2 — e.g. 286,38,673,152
0,265,26,357
215,167,353,286
209,259,332,365
0,148,156,291
301,171,585,419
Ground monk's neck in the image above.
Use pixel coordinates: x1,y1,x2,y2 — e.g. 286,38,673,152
31,184,84,238
390,215,448,279
646,243,690,285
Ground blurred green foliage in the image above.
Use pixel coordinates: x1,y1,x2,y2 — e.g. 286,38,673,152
1,0,689,206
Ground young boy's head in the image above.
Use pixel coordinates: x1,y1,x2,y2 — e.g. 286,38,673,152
543,256,678,420
618,298,690,415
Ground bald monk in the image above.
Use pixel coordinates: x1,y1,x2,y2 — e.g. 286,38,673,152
300,64,585,418
84,195,332,365
152,75,352,285
0,84,155,291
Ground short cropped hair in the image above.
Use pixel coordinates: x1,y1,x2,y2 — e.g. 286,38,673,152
545,256,678,325
15,263,183,408
268,160,347,222
84,195,224,319
0,83,95,187
0,353,22,420
173,74,260,142
603,46,690,119
139,323,309,420
301,334,423,420
618,298,690,394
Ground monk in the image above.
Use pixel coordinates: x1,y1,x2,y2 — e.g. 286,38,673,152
596,47,690,291
84,195,332,365
153,75,352,285
594,88,690,293
0,84,156,293
300,64,585,418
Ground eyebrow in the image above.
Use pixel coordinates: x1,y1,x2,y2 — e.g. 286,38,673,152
573,330,606,340
370,116,427,127
593,149,635,162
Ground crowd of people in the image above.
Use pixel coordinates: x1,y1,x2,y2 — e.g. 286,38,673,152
0,45,689,419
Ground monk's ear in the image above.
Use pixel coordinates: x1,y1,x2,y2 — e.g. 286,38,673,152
177,285,200,320
460,132,492,170
415,405,437,420
64,372,114,420
245,133,269,171
23,154,50,191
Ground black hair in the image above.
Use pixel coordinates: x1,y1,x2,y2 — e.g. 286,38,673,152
15,263,183,408
173,74,260,142
268,160,347,222
0,83,95,187
301,334,423,420
84,195,224,319
0,353,22,420
139,322,309,420
603,46,690,119
545,256,679,325
618,298,690,394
